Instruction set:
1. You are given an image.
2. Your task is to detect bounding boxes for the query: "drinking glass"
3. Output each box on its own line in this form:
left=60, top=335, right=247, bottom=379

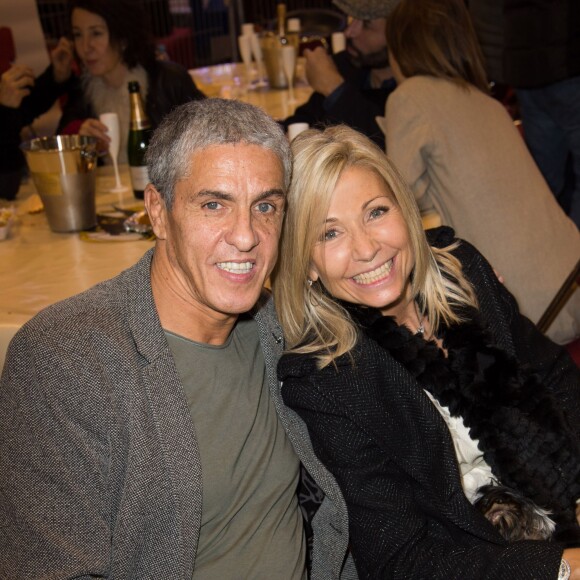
left=250, top=33, right=267, bottom=88
left=331, top=32, right=346, bottom=54
left=238, top=34, right=255, bottom=89
left=99, top=113, right=128, bottom=193
left=281, top=45, right=297, bottom=104
left=241, top=23, right=255, bottom=36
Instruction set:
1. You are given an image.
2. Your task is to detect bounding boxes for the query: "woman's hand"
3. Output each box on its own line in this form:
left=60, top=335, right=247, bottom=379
left=0, top=64, right=35, bottom=108
left=50, top=37, right=74, bottom=84
left=563, top=548, right=580, bottom=579
left=79, top=118, right=110, bottom=154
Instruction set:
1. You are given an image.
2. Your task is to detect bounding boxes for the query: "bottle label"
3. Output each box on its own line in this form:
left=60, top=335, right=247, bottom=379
left=129, top=165, right=150, bottom=191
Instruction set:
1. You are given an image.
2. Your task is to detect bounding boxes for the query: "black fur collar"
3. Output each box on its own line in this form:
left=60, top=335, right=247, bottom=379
left=347, top=304, right=580, bottom=525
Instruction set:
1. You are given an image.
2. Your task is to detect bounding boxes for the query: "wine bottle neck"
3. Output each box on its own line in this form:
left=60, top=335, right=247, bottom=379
left=129, top=92, right=151, bottom=131
left=277, top=3, right=286, bottom=38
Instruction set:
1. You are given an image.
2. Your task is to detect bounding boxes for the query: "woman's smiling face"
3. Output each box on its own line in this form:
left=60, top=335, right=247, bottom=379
left=309, top=165, right=416, bottom=322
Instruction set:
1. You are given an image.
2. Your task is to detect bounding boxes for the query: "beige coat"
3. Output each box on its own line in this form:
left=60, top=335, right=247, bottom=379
left=380, top=75, right=579, bottom=344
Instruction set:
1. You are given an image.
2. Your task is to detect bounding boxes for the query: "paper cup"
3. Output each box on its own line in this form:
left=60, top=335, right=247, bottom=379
left=287, top=122, right=310, bottom=142
left=241, top=23, right=254, bottom=36
left=331, top=32, right=346, bottom=54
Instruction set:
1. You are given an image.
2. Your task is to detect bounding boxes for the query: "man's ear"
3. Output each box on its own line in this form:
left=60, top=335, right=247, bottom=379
left=144, top=183, right=167, bottom=240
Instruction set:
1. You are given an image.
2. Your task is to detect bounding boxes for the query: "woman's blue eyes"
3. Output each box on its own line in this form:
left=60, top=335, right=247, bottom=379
left=321, top=206, right=388, bottom=241
left=369, top=206, right=387, bottom=219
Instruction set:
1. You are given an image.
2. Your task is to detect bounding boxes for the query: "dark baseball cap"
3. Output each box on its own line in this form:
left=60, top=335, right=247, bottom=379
left=332, top=0, right=402, bottom=19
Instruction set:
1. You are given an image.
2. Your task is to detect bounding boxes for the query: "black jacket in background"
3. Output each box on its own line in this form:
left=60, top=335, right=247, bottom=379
left=0, top=65, right=75, bottom=173
left=283, top=51, right=396, bottom=149
left=469, top=0, right=580, bottom=87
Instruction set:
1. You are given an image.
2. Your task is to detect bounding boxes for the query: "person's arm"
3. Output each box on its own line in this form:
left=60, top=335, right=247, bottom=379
left=385, top=84, right=435, bottom=213
left=281, top=354, right=564, bottom=579
left=18, top=38, right=75, bottom=126
left=304, top=46, right=345, bottom=99
left=0, top=66, right=35, bottom=166
left=0, top=324, right=112, bottom=579
left=456, top=238, right=580, bottom=433
left=285, top=50, right=389, bottom=147
left=55, top=77, right=91, bottom=134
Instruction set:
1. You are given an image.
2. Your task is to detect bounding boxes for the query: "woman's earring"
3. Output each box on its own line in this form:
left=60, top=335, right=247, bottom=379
left=307, top=278, right=313, bottom=287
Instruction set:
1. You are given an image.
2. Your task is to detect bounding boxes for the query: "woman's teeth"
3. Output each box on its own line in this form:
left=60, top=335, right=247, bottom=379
left=353, top=259, right=393, bottom=284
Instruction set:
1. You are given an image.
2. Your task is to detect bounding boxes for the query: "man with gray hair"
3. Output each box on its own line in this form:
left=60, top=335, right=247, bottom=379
left=0, top=99, right=356, bottom=579
left=283, top=0, right=401, bottom=148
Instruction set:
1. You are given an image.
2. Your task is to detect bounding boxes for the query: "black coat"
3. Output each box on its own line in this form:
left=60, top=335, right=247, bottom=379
left=282, top=51, right=396, bottom=149
left=469, top=0, right=580, bottom=87
left=278, top=227, right=580, bottom=579
left=0, top=65, right=75, bottom=173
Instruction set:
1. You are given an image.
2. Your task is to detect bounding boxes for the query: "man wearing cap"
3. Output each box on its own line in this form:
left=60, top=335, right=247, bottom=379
left=283, top=0, right=401, bottom=148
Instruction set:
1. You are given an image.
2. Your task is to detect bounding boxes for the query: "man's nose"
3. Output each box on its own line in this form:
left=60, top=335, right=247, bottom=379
left=344, top=18, right=362, bottom=39
left=225, top=212, right=259, bottom=252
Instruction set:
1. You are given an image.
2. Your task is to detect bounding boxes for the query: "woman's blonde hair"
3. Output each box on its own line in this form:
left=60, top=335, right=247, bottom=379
left=273, top=125, right=477, bottom=368
left=386, top=0, right=490, bottom=93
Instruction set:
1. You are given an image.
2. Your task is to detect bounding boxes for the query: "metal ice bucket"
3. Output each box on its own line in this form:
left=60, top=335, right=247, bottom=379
left=21, top=135, right=98, bottom=233
left=260, top=34, right=291, bottom=89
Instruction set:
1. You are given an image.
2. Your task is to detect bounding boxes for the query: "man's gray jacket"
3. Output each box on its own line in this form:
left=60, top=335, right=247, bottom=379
left=0, top=249, right=357, bottom=579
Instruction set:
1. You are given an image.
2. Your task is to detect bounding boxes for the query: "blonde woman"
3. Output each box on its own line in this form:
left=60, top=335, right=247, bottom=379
left=274, top=125, right=580, bottom=579
left=379, top=0, right=580, bottom=345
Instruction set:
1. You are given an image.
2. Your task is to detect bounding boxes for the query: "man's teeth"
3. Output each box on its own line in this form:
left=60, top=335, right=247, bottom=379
left=217, top=261, right=254, bottom=273
left=353, top=259, right=393, bottom=284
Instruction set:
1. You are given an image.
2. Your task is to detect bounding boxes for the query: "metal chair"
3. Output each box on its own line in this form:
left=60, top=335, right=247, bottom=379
left=536, top=258, right=580, bottom=334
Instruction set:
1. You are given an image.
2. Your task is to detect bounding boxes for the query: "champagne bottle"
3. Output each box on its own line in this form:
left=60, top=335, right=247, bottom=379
left=277, top=3, right=288, bottom=45
left=127, top=81, right=152, bottom=200
left=287, top=18, right=301, bottom=53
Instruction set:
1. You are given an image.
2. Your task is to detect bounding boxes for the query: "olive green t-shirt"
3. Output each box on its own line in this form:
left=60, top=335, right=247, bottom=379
left=165, top=316, right=305, bottom=579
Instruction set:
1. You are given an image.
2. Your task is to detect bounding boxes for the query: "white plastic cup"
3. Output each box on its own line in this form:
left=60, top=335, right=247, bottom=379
left=331, top=31, right=346, bottom=54
left=241, top=23, right=255, bottom=36
left=287, top=18, right=301, bottom=33
left=287, top=122, right=310, bottom=141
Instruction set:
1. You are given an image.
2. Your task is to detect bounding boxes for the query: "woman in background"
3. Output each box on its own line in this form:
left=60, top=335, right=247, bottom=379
left=274, top=124, right=580, bottom=579
left=58, top=0, right=204, bottom=162
left=378, top=0, right=579, bottom=345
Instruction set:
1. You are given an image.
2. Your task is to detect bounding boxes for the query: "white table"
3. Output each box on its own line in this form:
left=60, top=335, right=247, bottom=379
left=189, top=61, right=313, bottom=121
left=0, top=165, right=155, bottom=371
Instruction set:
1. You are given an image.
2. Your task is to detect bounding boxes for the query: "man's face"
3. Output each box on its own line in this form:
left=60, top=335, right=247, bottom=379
left=344, top=17, right=389, bottom=69
left=148, top=143, right=285, bottom=324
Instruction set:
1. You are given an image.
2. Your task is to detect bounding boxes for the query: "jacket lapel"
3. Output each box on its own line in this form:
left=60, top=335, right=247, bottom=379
left=254, top=295, right=352, bottom=579
left=125, top=250, right=204, bottom=571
